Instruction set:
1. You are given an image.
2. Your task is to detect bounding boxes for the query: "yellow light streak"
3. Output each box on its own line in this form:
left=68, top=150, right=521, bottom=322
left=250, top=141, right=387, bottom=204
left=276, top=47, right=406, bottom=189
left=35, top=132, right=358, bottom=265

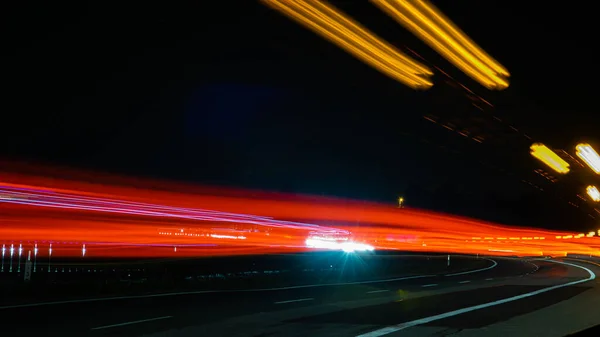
left=262, top=0, right=433, bottom=89
left=371, top=0, right=509, bottom=89
left=530, top=144, right=570, bottom=174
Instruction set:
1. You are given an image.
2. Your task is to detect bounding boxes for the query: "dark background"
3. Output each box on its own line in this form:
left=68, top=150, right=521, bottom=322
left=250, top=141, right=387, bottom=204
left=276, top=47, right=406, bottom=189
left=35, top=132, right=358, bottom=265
left=3, top=1, right=599, bottom=231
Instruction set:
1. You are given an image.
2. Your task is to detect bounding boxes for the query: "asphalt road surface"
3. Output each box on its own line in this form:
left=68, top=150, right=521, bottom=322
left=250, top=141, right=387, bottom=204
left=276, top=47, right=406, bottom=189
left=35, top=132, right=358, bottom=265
left=1, top=256, right=599, bottom=337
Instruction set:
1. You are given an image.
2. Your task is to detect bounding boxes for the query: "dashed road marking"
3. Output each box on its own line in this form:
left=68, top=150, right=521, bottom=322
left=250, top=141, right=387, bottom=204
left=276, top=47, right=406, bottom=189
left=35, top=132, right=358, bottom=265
left=275, top=298, right=314, bottom=304
left=356, top=260, right=595, bottom=337
left=91, top=316, right=172, bottom=330
left=421, top=284, right=438, bottom=288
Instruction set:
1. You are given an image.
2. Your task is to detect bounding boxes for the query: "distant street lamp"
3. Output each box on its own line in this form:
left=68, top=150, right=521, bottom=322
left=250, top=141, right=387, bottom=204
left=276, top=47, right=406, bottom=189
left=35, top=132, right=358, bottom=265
left=398, top=197, right=404, bottom=208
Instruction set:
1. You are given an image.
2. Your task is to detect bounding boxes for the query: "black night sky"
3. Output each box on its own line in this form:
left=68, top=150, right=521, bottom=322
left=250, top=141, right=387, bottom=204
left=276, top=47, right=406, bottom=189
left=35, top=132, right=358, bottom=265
left=4, top=1, right=599, bottom=231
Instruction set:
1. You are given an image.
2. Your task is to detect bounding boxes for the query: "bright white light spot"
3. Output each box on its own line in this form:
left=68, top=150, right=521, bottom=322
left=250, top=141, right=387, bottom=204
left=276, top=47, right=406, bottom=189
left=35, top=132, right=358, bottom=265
left=342, top=245, right=355, bottom=253
left=587, top=186, right=600, bottom=202
left=305, top=238, right=374, bottom=252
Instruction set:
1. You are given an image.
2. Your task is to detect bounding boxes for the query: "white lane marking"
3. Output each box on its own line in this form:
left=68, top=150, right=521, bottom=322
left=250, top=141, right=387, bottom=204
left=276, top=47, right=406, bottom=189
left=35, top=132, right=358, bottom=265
left=0, top=255, right=493, bottom=310
left=91, top=316, right=172, bottom=330
left=445, top=259, right=497, bottom=276
left=458, top=280, right=471, bottom=284
left=485, top=278, right=494, bottom=281
left=275, top=298, right=313, bottom=304
left=421, top=284, right=438, bottom=287
left=356, top=260, right=595, bottom=337
left=367, top=290, right=390, bottom=294
left=0, top=274, right=438, bottom=310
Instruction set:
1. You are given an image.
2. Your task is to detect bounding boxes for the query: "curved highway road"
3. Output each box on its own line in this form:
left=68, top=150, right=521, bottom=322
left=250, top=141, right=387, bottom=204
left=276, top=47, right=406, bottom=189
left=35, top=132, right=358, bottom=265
left=0, top=256, right=598, bottom=337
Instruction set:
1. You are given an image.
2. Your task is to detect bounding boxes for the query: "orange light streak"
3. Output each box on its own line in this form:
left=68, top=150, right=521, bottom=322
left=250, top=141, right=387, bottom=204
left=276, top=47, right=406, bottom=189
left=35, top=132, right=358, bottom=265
left=262, top=0, right=433, bottom=89
left=1, top=171, right=599, bottom=258
left=371, top=0, right=509, bottom=89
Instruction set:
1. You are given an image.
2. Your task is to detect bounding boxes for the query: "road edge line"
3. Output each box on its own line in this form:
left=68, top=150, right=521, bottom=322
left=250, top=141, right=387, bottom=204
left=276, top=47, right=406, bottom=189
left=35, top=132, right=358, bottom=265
left=356, top=259, right=596, bottom=337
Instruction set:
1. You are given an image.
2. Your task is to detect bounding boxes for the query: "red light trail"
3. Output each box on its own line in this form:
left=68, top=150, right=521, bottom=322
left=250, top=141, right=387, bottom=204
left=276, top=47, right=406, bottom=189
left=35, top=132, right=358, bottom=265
left=1, top=171, right=599, bottom=259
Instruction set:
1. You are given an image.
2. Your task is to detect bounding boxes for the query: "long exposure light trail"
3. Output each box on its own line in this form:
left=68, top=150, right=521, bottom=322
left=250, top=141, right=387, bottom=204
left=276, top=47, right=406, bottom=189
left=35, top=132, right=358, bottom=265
left=0, top=185, right=331, bottom=230
left=371, top=0, right=509, bottom=89
left=262, top=0, right=433, bottom=89
left=586, top=185, right=600, bottom=202
left=576, top=143, right=600, bottom=174
left=1, top=172, right=599, bottom=258
left=530, top=143, right=570, bottom=174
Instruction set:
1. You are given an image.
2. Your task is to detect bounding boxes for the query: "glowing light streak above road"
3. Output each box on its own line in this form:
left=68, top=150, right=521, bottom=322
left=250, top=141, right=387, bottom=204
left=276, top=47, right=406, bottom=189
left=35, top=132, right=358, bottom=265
left=530, top=143, right=570, bottom=174
left=587, top=185, right=600, bottom=202
left=262, top=0, right=433, bottom=89
left=576, top=143, right=600, bottom=174
left=0, top=185, right=341, bottom=232
left=371, top=0, right=509, bottom=89
left=1, top=171, right=600, bottom=258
